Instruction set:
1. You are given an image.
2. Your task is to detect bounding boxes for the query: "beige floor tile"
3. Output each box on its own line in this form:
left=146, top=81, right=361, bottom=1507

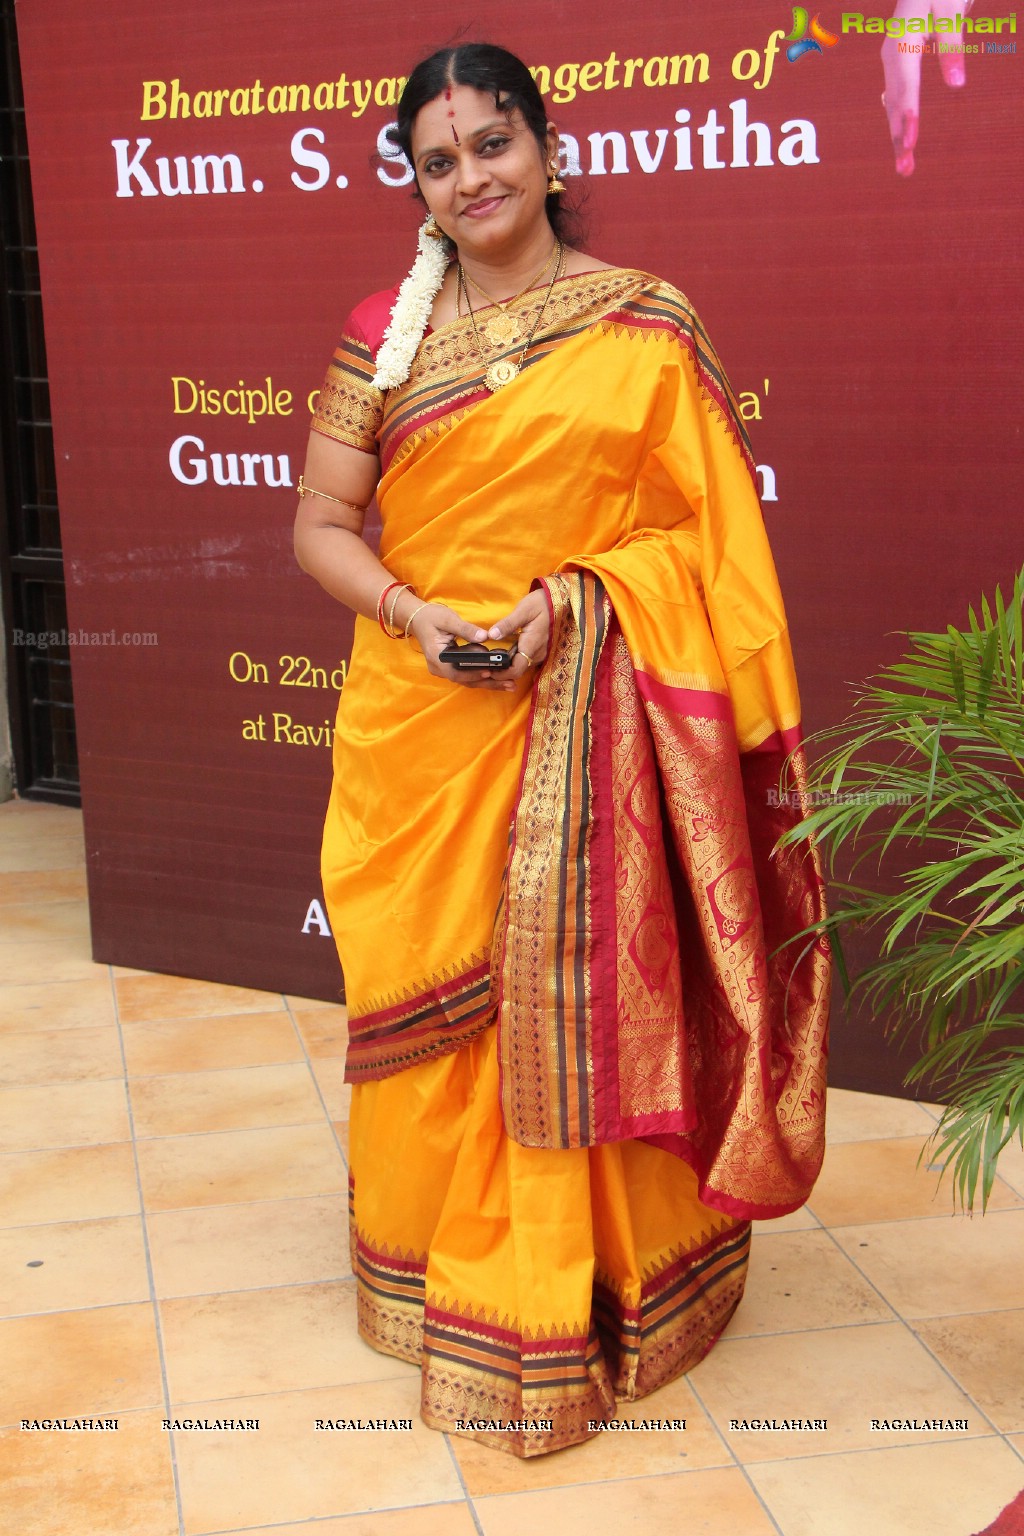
left=728, top=1229, right=894, bottom=1338
left=0, top=1078, right=129, bottom=1152
left=115, top=972, right=285, bottom=1024
left=136, top=1122, right=346, bottom=1211
left=453, top=1374, right=729, bottom=1496
left=475, top=1467, right=778, bottom=1536
left=129, top=1062, right=324, bottom=1138
left=0, top=1215, right=150, bottom=1317
left=0, top=1303, right=163, bottom=1426
left=292, top=1004, right=350, bottom=1057
left=749, top=1437, right=1024, bottom=1536
left=161, top=1281, right=415, bottom=1403
left=0, top=1143, right=138, bottom=1227
left=992, top=1137, right=1024, bottom=1199
left=825, top=1087, right=941, bottom=1145
left=173, top=1381, right=461, bottom=1533
left=0, top=867, right=87, bottom=906
left=0, top=800, right=81, bottom=828
left=0, top=834, right=88, bottom=874
left=224, top=1509, right=479, bottom=1536
left=806, top=1137, right=1021, bottom=1227
left=286, top=992, right=345, bottom=1013
left=0, top=798, right=80, bottom=823
left=0, top=977, right=117, bottom=1034
left=0, top=901, right=90, bottom=946
left=914, top=1310, right=1024, bottom=1433
left=0, top=1024, right=124, bottom=1088
left=0, top=940, right=101, bottom=984
left=121, top=1010, right=303, bottom=1076
left=689, top=1321, right=984, bottom=1461
left=147, top=1194, right=350, bottom=1297
left=334, top=1120, right=350, bottom=1159
left=310, top=1057, right=352, bottom=1122
left=0, top=1407, right=178, bottom=1536
left=752, top=1204, right=820, bottom=1234
left=832, top=1209, right=1024, bottom=1318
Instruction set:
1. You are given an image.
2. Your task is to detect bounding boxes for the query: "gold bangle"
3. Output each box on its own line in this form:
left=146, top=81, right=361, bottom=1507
left=403, top=601, right=431, bottom=638
left=297, top=474, right=366, bottom=513
left=386, top=583, right=413, bottom=637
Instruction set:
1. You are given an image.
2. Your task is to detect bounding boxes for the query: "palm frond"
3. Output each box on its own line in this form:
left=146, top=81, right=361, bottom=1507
left=780, top=568, right=1024, bottom=1211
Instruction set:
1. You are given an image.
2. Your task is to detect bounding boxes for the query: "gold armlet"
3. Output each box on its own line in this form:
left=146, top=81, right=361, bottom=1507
left=297, top=474, right=366, bottom=514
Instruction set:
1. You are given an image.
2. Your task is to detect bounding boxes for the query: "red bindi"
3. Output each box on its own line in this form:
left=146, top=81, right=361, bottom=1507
left=451, top=125, right=460, bottom=143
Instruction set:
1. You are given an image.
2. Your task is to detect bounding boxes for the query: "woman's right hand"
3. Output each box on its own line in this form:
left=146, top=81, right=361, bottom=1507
left=408, top=603, right=517, bottom=691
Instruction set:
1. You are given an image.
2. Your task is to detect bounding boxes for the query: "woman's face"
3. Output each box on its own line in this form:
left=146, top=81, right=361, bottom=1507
left=409, top=84, right=556, bottom=259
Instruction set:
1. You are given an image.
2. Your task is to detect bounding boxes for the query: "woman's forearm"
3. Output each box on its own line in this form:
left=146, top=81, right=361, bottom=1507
left=292, top=520, right=422, bottom=630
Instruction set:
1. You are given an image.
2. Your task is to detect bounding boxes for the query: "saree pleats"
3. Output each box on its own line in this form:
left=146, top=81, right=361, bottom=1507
left=349, top=1026, right=749, bottom=1456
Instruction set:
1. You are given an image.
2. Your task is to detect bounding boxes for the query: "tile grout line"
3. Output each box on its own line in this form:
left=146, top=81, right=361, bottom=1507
left=1, top=1114, right=341, bottom=1148
left=442, top=1432, right=487, bottom=1536
left=193, top=1496, right=475, bottom=1536
left=283, top=995, right=350, bottom=1174
left=682, top=1370, right=787, bottom=1536
left=0, top=1189, right=351, bottom=1232
left=813, top=1211, right=1007, bottom=1442
left=106, top=961, right=188, bottom=1536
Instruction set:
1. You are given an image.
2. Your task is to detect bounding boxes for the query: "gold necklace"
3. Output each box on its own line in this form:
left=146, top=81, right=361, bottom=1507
left=460, top=241, right=564, bottom=393
left=459, top=245, right=560, bottom=346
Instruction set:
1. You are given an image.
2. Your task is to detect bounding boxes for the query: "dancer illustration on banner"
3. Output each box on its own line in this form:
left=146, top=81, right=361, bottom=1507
left=881, top=0, right=974, bottom=175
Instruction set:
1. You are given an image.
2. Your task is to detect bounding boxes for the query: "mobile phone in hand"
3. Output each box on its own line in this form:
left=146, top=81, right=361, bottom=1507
left=438, top=642, right=516, bottom=671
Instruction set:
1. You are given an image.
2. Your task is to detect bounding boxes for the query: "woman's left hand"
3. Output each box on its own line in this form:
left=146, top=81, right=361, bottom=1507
left=487, top=589, right=551, bottom=682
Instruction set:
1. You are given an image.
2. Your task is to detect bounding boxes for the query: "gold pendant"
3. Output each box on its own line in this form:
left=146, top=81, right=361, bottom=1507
left=481, top=312, right=522, bottom=346
left=484, top=358, right=520, bottom=392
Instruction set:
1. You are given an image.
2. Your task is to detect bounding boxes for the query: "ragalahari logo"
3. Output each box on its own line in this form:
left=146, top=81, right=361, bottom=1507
left=786, top=8, right=841, bottom=60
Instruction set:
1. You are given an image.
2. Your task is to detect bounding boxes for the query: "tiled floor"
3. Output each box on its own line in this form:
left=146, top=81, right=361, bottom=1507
left=1, top=798, right=1023, bottom=1536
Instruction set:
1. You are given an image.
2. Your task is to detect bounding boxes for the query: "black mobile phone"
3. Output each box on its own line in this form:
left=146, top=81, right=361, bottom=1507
left=438, top=642, right=516, bottom=671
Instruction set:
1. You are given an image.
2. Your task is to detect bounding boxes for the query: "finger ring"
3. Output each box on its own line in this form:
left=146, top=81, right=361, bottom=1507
left=519, top=649, right=533, bottom=666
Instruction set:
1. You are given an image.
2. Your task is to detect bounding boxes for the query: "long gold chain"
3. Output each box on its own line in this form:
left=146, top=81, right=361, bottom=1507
left=459, top=240, right=564, bottom=393
left=457, top=244, right=560, bottom=346
left=463, top=242, right=561, bottom=324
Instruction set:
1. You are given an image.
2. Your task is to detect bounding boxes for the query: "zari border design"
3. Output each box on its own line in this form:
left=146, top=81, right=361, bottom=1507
left=593, top=1222, right=751, bottom=1398
left=345, top=953, right=495, bottom=1083
left=351, top=1179, right=751, bottom=1457
left=350, top=1185, right=428, bottom=1368
left=595, top=288, right=756, bottom=479
left=310, top=324, right=382, bottom=453
left=420, top=1305, right=616, bottom=1457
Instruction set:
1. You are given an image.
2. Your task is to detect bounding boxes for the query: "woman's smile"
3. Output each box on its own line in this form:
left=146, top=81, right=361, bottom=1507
left=410, top=84, right=553, bottom=258
left=461, top=194, right=508, bottom=219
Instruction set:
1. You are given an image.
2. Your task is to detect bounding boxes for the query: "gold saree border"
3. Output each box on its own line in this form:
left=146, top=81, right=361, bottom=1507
left=378, top=271, right=753, bottom=479
left=345, top=951, right=494, bottom=1083
left=495, top=572, right=830, bottom=1218
left=350, top=1173, right=750, bottom=1459
left=310, top=322, right=382, bottom=453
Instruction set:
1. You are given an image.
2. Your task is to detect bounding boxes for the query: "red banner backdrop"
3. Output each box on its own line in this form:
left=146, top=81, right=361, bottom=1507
left=15, top=2, right=1021, bottom=1088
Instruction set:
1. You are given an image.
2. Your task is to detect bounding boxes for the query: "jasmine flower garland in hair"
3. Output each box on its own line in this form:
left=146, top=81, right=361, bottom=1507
left=372, top=220, right=450, bottom=389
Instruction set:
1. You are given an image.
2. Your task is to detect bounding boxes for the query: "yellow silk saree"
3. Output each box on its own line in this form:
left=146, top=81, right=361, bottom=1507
left=312, top=269, right=830, bottom=1456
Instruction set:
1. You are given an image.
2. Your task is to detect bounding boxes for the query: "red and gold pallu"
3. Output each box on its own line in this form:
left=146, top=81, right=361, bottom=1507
left=315, top=269, right=830, bottom=1456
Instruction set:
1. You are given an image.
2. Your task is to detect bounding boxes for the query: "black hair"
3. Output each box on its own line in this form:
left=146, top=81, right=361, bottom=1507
left=387, top=42, right=583, bottom=247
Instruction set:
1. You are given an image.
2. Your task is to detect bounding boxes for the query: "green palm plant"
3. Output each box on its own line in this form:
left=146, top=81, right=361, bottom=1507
left=780, top=570, right=1024, bottom=1211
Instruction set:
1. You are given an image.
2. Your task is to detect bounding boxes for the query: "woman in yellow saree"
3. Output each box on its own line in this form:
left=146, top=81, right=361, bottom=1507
left=295, top=43, right=829, bottom=1459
